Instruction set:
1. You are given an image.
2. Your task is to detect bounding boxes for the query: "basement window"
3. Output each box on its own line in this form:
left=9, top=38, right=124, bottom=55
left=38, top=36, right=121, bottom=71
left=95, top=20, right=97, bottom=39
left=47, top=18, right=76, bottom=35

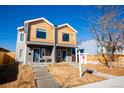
left=36, top=28, right=46, bottom=39
left=62, top=33, right=69, bottom=42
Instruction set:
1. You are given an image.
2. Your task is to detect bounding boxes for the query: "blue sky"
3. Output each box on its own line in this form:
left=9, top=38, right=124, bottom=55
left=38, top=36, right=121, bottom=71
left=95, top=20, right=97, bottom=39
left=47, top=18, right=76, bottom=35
left=0, top=5, right=100, bottom=51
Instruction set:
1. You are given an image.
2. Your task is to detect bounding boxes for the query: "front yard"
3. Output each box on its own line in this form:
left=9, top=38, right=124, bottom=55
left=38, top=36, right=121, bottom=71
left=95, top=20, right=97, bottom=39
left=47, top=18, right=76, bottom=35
left=0, top=64, right=36, bottom=88
left=47, top=63, right=105, bottom=88
left=1, top=63, right=124, bottom=88
left=83, top=64, right=124, bottom=76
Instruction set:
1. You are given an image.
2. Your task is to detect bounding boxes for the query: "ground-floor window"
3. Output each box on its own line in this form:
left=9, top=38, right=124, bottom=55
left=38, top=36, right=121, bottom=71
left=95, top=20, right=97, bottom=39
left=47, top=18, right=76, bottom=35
left=71, top=48, right=76, bottom=55
left=41, top=48, right=46, bottom=56
left=19, top=49, right=23, bottom=58
left=57, top=49, right=61, bottom=57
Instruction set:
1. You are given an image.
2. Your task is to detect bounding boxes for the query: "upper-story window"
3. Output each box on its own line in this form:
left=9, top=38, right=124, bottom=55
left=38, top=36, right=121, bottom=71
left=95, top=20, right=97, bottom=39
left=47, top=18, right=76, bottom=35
left=20, top=33, right=24, bottom=41
left=36, top=28, right=46, bottom=39
left=62, top=33, right=69, bottom=42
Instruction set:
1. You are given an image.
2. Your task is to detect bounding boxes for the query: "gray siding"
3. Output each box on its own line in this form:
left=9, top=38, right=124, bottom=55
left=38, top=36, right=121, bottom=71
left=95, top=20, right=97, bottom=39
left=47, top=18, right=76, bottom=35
left=16, top=31, right=26, bottom=63
left=26, top=45, right=54, bottom=63
left=56, top=47, right=72, bottom=62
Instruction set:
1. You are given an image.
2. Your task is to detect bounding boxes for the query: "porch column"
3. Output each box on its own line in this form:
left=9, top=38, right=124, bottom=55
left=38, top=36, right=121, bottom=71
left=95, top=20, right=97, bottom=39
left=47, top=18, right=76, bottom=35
left=52, top=46, right=56, bottom=63
left=52, top=26, right=57, bottom=63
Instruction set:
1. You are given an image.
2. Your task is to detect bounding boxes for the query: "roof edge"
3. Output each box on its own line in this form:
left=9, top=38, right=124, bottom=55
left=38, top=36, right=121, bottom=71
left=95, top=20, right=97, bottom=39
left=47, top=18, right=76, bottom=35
left=56, top=23, right=78, bottom=33
left=24, top=17, right=54, bottom=28
left=17, top=26, right=24, bottom=30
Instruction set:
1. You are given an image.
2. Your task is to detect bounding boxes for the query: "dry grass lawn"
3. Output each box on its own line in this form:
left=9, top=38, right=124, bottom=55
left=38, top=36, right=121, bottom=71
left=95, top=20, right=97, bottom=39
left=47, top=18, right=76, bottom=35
left=83, top=64, right=124, bottom=76
left=47, top=63, right=105, bottom=88
left=0, top=64, right=36, bottom=88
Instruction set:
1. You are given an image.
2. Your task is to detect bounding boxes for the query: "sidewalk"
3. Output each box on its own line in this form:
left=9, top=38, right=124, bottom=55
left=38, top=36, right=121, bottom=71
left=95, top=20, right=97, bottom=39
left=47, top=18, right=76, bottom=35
left=74, top=76, right=124, bottom=88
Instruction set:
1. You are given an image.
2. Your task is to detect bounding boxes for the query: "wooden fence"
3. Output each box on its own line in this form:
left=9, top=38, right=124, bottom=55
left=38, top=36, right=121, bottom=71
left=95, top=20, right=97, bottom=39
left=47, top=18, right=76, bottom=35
left=87, top=54, right=124, bottom=62
left=0, top=52, right=16, bottom=64
left=87, top=54, right=124, bottom=67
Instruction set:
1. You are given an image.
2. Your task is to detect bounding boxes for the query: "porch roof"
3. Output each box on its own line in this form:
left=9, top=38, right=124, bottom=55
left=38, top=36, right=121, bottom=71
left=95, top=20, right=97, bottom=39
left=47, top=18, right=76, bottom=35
left=56, top=44, right=77, bottom=48
left=27, top=41, right=77, bottom=48
left=27, top=41, right=54, bottom=46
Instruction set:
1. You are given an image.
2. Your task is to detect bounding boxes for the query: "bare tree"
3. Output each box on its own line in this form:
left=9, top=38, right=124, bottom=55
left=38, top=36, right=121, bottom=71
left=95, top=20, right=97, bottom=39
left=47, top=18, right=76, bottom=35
left=89, top=6, right=124, bottom=68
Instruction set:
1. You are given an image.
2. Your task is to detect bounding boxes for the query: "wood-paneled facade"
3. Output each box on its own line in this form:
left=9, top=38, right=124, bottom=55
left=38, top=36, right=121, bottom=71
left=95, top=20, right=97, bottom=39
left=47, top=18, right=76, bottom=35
left=16, top=18, right=77, bottom=63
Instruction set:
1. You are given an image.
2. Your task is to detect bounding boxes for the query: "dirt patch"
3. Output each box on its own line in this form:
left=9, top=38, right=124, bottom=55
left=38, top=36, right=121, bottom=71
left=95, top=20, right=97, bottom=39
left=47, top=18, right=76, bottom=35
left=0, top=64, right=36, bottom=88
left=83, top=64, right=124, bottom=76
left=47, top=63, right=105, bottom=88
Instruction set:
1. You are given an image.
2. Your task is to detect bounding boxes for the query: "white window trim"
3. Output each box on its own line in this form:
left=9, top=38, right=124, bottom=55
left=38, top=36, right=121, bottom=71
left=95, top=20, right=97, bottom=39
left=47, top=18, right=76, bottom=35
left=36, top=28, right=47, bottom=39
left=62, top=33, right=69, bottom=42
left=20, top=33, right=24, bottom=42
left=19, top=49, right=23, bottom=58
left=41, top=48, right=46, bottom=57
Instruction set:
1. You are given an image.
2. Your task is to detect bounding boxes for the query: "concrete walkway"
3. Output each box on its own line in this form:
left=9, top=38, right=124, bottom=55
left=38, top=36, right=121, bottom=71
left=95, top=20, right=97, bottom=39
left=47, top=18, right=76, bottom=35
left=68, top=62, right=117, bottom=79
left=32, top=63, right=61, bottom=88
left=74, top=76, right=124, bottom=88
left=93, top=72, right=117, bottom=79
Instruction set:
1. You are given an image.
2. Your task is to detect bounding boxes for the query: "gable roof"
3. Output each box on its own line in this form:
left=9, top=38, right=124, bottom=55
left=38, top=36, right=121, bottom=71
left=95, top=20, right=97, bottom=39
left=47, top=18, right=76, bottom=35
left=17, top=26, right=24, bottom=30
left=56, top=23, right=78, bottom=33
left=17, top=18, right=78, bottom=33
left=24, top=17, right=54, bottom=28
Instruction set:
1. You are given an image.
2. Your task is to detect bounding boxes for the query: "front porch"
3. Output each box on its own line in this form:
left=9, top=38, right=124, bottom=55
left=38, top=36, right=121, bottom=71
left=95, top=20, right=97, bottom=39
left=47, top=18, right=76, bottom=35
left=26, top=44, right=76, bottom=64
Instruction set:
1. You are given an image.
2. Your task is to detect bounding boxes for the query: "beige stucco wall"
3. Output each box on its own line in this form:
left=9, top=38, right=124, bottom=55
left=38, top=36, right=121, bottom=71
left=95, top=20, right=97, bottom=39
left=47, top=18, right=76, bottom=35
left=29, top=20, right=54, bottom=43
left=57, top=26, right=76, bottom=45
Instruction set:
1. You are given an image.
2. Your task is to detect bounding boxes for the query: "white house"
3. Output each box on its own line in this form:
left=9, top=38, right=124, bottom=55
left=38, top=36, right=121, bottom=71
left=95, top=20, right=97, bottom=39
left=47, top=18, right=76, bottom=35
left=78, top=39, right=124, bottom=55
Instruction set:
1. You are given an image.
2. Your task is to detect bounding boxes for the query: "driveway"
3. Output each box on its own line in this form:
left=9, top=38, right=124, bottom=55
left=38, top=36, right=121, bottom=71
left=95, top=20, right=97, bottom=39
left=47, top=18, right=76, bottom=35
left=74, top=76, right=124, bottom=88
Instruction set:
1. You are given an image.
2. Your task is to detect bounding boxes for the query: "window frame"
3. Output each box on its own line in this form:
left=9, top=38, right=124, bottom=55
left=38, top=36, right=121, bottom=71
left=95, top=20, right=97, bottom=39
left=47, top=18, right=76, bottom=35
left=41, top=48, right=46, bottom=57
left=62, top=33, right=69, bottom=42
left=36, top=28, right=47, bottom=39
left=19, top=49, right=23, bottom=58
left=20, top=33, right=24, bottom=41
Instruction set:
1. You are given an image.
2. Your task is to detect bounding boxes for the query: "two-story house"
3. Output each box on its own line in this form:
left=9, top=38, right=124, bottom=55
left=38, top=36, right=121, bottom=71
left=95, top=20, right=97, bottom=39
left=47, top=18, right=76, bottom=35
left=16, top=17, right=78, bottom=64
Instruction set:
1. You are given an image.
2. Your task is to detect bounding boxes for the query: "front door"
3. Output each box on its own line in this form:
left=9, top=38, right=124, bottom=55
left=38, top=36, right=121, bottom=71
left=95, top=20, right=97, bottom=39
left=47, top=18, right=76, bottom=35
left=62, top=50, right=67, bottom=61
left=33, top=49, right=40, bottom=62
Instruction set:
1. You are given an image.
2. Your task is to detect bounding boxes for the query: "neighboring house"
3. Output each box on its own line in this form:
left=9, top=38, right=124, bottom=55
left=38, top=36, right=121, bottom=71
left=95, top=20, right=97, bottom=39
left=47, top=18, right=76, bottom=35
left=0, top=47, right=10, bottom=52
left=78, top=39, right=97, bottom=55
left=98, top=45, right=124, bottom=54
left=16, top=17, right=78, bottom=64
left=78, top=39, right=124, bottom=55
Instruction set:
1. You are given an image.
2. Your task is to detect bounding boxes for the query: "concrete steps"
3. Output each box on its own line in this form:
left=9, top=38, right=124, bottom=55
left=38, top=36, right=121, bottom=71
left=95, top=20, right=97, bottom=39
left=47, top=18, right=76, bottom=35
left=32, top=64, right=61, bottom=88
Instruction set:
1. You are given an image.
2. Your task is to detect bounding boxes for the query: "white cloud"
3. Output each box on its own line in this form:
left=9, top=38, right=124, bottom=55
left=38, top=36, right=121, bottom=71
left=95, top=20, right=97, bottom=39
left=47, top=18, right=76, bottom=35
left=78, top=39, right=97, bottom=54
